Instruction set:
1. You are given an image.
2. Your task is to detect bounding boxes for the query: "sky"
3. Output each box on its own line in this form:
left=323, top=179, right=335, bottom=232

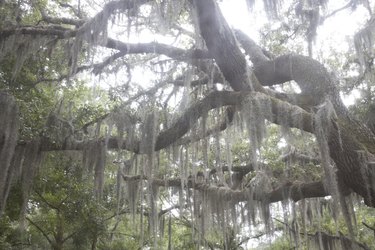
left=83, top=0, right=370, bottom=107
left=220, top=0, right=367, bottom=48
left=219, top=0, right=368, bottom=106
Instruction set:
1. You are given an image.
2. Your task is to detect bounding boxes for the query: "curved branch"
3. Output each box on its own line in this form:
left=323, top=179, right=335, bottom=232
left=175, top=106, right=235, bottom=146
left=234, top=21, right=375, bottom=207
left=155, top=91, right=240, bottom=150
left=39, top=90, right=314, bottom=153
left=253, top=54, right=334, bottom=98
left=234, top=30, right=339, bottom=107
left=155, top=90, right=314, bottom=151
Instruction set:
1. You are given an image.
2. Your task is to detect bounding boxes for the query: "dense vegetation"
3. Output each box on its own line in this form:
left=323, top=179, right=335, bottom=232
left=1, top=0, right=375, bottom=249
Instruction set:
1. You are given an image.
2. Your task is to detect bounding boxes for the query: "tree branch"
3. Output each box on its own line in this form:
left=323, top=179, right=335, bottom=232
left=34, top=190, right=61, bottom=211
left=105, top=38, right=210, bottom=60
left=322, top=0, right=357, bottom=21
left=74, top=0, right=150, bottom=37
left=235, top=29, right=270, bottom=65
left=122, top=174, right=328, bottom=204
left=279, top=151, right=320, bottom=165
left=362, top=221, right=375, bottom=239
left=175, top=106, right=235, bottom=146
left=193, top=0, right=250, bottom=91
left=40, top=11, right=85, bottom=26
left=26, top=217, right=53, bottom=245
left=38, top=90, right=314, bottom=153
left=267, top=181, right=328, bottom=203
left=155, top=90, right=314, bottom=151
left=0, top=26, right=71, bottom=39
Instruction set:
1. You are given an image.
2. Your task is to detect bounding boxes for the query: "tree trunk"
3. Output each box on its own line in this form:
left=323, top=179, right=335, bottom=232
left=53, top=212, right=64, bottom=250
left=91, top=234, right=98, bottom=250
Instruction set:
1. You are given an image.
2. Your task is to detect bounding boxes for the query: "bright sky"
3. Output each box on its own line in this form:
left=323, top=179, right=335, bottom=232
left=219, top=0, right=368, bottom=106
left=220, top=0, right=368, bottom=47
left=85, top=0, right=369, bottom=107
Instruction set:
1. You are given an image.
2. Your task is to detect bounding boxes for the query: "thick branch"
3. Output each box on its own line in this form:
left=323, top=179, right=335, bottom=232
left=155, top=90, right=314, bottom=150
left=0, top=26, right=70, bottom=39
left=105, top=39, right=210, bottom=60
left=1, top=26, right=210, bottom=61
left=192, top=0, right=293, bottom=104
left=155, top=91, right=241, bottom=150
left=122, top=174, right=329, bottom=204
left=39, top=90, right=314, bottom=153
left=175, top=107, right=235, bottom=146
left=234, top=25, right=375, bottom=207
left=193, top=0, right=250, bottom=91
left=267, top=181, right=328, bottom=203
left=234, top=31, right=338, bottom=106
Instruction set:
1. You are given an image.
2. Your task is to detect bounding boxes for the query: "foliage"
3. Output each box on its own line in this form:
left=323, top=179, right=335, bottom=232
left=1, top=0, right=375, bottom=249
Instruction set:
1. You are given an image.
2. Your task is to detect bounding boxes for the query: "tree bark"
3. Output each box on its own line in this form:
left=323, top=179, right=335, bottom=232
left=122, top=174, right=328, bottom=204
left=193, top=0, right=375, bottom=207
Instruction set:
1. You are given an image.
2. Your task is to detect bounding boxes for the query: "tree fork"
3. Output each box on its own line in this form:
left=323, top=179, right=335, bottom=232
left=193, top=0, right=375, bottom=207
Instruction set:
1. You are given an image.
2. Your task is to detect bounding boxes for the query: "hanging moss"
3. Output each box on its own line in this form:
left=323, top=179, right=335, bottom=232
left=241, top=93, right=272, bottom=170
left=147, top=182, right=159, bottom=248
left=151, top=0, right=188, bottom=35
left=0, top=34, right=51, bottom=79
left=1, top=145, right=27, bottom=213
left=354, top=18, right=375, bottom=71
left=44, top=112, right=75, bottom=145
left=315, top=101, right=339, bottom=195
left=82, top=140, right=107, bottom=199
left=95, top=142, right=106, bottom=199
left=110, top=110, right=134, bottom=150
left=127, top=178, right=139, bottom=219
left=0, top=92, right=19, bottom=216
left=68, top=5, right=111, bottom=75
left=19, top=140, right=42, bottom=227
left=314, top=100, right=356, bottom=238
left=263, top=0, right=281, bottom=17
left=140, top=111, right=157, bottom=155
left=82, top=140, right=99, bottom=173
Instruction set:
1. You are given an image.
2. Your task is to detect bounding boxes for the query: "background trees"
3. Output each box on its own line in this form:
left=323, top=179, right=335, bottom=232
left=1, top=0, right=375, bottom=249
